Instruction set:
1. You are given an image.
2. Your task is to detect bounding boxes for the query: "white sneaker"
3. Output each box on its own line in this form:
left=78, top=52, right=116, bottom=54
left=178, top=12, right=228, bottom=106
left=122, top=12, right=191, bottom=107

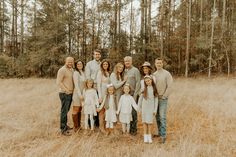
left=144, top=134, right=148, bottom=143
left=148, top=134, right=153, bottom=143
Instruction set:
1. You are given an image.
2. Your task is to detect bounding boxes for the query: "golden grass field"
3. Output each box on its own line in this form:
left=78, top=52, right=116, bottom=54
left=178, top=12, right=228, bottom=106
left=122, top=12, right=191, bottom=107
left=0, top=77, right=235, bottom=157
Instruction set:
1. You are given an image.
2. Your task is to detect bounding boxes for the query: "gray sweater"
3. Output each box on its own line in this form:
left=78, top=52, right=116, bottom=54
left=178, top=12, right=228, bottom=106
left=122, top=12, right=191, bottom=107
left=153, top=69, right=173, bottom=99
left=124, top=66, right=141, bottom=101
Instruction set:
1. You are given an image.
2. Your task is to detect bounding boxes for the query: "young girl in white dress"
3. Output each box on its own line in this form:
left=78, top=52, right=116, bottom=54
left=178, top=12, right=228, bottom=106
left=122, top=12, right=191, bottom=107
left=138, top=75, right=158, bottom=143
left=82, top=79, right=99, bottom=132
left=116, top=84, right=138, bottom=134
left=97, top=84, right=117, bottom=135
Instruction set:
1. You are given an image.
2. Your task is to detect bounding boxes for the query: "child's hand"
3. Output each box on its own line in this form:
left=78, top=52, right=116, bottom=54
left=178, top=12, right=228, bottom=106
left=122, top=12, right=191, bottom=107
left=99, top=98, right=103, bottom=103
left=79, top=96, right=84, bottom=101
left=96, top=109, right=100, bottom=112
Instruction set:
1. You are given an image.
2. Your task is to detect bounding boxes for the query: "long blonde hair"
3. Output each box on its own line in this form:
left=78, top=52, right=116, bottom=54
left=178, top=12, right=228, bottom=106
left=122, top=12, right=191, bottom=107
left=113, top=62, right=125, bottom=81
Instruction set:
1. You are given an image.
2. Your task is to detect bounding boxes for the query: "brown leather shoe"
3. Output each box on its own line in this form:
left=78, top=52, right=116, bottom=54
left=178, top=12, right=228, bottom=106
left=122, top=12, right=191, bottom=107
left=61, top=130, right=72, bottom=136
left=153, top=134, right=161, bottom=138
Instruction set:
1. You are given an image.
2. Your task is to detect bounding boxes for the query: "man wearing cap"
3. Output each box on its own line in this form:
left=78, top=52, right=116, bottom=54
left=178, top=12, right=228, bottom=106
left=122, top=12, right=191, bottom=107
left=153, top=58, right=173, bottom=143
left=56, top=57, right=74, bottom=136
left=124, top=56, right=141, bottom=135
left=85, top=49, right=102, bottom=127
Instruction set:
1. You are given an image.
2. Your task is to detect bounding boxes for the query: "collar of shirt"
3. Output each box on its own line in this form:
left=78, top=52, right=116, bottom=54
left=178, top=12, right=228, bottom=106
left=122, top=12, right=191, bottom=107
left=64, top=65, right=73, bottom=71
left=93, top=59, right=101, bottom=65
left=125, top=65, right=133, bottom=72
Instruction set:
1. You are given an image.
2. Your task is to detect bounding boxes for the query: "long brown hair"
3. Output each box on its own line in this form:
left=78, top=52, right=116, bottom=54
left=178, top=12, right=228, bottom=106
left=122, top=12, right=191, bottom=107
left=143, top=78, right=158, bottom=99
left=113, top=62, right=125, bottom=81
left=74, top=59, right=85, bottom=75
left=100, top=59, right=111, bottom=77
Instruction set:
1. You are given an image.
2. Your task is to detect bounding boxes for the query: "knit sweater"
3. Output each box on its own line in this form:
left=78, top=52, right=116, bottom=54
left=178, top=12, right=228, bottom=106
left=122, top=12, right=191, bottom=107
left=56, top=65, right=74, bottom=94
left=153, top=68, right=173, bottom=99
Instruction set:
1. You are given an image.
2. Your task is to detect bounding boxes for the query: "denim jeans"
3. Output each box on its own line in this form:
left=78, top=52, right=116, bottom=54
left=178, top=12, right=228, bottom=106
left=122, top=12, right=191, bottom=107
left=156, top=98, right=168, bottom=138
left=59, top=93, right=72, bottom=132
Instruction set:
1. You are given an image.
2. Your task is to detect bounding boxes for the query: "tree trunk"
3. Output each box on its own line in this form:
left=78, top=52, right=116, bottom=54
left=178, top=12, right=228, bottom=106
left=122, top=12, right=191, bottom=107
left=11, top=0, right=18, bottom=58
left=129, top=0, right=133, bottom=54
left=185, top=0, right=191, bottom=77
left=0, top=0, right=4, bottom=53
left=221, top=0, right=230, bottom=77
left=82, top=0, right=86, bottom=61
left=160, top=0, right=164, bottom=58
left=200, top=0, right=203, bottom=36
left=208, top=0, right=216, bottom=78
left=141, top=0, right=145, bottom=55
left=20, top=0, right=24, bottom=54
left=118, top=0, right=121, bottom=52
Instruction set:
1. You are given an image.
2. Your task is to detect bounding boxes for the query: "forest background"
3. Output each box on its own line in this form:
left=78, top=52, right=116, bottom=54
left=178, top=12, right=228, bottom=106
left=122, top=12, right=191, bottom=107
left=0, top=0, right=235, bottom=78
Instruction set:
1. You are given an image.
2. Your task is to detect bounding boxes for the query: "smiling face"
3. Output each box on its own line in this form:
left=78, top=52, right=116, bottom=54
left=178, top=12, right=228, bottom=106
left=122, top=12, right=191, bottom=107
left=65, top=57, right=74, bottom=68
left=76, top=61, right=83, bottom=70
left=86, top=80, right=94, bottom=88
left=117, top=64, right=124, bottom=73
left=107, top=86, right=114, bottom=95
left=102, top=61, right=109, bottom=71
left=155, top=59, right=164, bottom=70
left=144, top=77, right=152, bottom=86
left=123, top=85, right=130, bottom=94
left=94, top=51, right=101, bottom=61
left=143, top=66, right=151, bottom=75
left=124, top=57, right=132, bottom=69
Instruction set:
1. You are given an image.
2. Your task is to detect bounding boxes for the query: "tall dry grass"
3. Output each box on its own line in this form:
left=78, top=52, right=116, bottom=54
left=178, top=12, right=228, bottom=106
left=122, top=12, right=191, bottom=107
left=0, top=77, right=235, bottom=157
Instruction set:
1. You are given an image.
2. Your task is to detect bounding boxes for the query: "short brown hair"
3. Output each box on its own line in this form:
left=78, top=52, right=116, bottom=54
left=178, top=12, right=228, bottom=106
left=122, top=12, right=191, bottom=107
left=155, top=58, right=164, bottom=62
left=94, top=49, right=101, bottom=54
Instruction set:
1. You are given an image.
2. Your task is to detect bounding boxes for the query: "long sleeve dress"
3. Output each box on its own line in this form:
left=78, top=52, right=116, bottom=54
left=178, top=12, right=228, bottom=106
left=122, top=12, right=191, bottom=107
left=110, top=72, right=126, bottom=106
left=72, top=71, right=86, bottom=106
left=117, top=94, right=139, bottom=124
left=83, top=88, right=99, bottom=116
left=97, top=70, right=110, bottom=100
left=138, top=86, right=158, bottom=124
left=105, top=95, right=117, bottom=123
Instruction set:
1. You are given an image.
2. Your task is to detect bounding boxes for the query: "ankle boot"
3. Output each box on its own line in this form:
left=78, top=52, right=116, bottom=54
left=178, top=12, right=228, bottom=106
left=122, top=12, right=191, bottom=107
left=78, top=112, right=81, bottom=129
left=72, top=113, right=79, bottom=132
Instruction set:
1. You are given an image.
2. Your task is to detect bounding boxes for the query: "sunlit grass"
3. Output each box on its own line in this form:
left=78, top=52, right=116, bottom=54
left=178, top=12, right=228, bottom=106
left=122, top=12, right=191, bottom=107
left=0, top=77, right=235, bottom=157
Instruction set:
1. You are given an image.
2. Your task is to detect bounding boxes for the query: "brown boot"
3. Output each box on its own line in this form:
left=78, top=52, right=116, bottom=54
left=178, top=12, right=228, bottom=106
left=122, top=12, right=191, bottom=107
left=78, top=112, right=81, bottom=129
left=72, top=113, right=79, bottom=132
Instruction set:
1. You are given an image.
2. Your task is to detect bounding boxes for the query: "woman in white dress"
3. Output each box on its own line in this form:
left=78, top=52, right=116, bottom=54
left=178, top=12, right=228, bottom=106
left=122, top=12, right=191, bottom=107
left=138, top=75, right=158, bottom=143
left=97, top=59, right=111, bottom=133
left=110, top=62, right=127, bottom=107
left=72, top=60, right=86, bottom=132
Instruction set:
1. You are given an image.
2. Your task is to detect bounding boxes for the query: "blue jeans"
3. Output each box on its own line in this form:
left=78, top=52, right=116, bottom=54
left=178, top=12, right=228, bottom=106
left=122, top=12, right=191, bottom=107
left=59, top=93, right=72, bottom=132
left=156, top=98, right=168, bottom=138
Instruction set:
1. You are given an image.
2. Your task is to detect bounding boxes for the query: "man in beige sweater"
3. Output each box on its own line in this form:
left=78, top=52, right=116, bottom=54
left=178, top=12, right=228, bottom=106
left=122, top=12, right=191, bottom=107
left=153, top=58, right=173, bottom=143
left=56, top=57, right=74, bottom=136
